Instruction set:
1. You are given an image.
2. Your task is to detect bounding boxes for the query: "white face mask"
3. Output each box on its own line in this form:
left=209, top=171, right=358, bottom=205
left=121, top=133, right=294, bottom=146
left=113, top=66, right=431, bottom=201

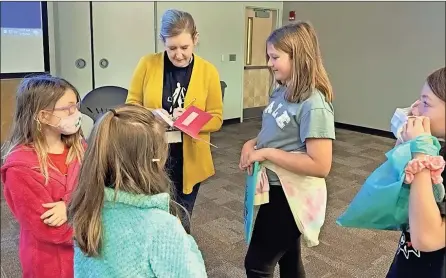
left=390, top=107, right=411, bottom=142
left=57, top=110, right=82, bottom=135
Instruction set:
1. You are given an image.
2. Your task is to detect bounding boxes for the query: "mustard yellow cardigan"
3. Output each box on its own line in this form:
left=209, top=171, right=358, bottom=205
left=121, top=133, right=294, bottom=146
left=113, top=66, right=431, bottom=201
left=126, top=52, right=223, bottom=194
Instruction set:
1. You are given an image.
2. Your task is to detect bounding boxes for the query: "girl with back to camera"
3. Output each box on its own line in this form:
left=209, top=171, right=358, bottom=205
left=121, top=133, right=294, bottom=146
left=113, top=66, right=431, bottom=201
left=126, top=9, right=223, bottom=232
left=69, top=104, right=207, bottom=278
left=1, top=75, right=85, bottom=278
left=239, top=22, right=335, bottom=278
left=386, top=67, right=446, bottom=278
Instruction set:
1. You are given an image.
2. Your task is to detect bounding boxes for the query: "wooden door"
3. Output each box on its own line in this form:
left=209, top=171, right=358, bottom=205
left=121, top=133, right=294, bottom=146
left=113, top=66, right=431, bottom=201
left=243, top=7, right=277, bottom=119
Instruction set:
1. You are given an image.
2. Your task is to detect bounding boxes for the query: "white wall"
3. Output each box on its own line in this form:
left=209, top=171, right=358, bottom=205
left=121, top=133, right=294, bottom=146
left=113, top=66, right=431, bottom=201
left=283, top=2, right=445, bottom=131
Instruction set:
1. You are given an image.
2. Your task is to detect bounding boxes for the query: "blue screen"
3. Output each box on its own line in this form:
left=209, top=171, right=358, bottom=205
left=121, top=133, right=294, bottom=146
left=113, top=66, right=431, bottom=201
left=1, top=2, right=42, bottom=31
left=0, top=1, right=45, bottom=74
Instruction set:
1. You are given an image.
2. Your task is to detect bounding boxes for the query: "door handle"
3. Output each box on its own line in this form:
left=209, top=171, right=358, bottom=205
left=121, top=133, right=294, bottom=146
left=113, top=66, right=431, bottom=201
left=99, top=58, right=109, bottom=69
left=246, top=17, right=253, bottom=66
left=75, top=58, right=86, bottom=69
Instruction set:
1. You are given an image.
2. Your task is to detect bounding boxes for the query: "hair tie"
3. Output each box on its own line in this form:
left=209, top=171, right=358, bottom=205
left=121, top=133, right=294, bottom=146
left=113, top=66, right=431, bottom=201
left=109, top=109, right=118, bottom=116
left=404, top=155, right=445, bottom=185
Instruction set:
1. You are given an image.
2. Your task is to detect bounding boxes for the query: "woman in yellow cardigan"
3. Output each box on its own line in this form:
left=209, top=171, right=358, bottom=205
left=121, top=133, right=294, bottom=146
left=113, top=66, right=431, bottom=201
left=126, top=9, right=223, bottom=232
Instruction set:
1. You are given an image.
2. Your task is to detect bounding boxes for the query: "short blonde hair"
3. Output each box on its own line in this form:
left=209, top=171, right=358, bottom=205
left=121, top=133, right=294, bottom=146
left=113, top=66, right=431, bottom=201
left=159, top=9, right=197, bottom=41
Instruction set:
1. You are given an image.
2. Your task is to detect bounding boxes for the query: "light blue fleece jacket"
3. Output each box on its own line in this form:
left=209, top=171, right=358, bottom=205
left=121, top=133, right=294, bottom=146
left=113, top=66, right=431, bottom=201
left=74, top=187, right=207, bottom=278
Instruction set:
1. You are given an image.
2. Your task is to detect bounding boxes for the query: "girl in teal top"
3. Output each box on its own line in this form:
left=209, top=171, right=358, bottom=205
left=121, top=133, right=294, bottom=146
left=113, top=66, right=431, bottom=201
left=68, top=104, right=207, bottom=278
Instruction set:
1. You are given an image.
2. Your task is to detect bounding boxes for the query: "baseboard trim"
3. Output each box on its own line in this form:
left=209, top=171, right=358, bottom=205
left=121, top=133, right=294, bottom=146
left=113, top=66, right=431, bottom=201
left=223, top=118, right=241, bottom=126
left=335, top=122, right=394, bottom=139
left=243, top=106, right=266, bottom=120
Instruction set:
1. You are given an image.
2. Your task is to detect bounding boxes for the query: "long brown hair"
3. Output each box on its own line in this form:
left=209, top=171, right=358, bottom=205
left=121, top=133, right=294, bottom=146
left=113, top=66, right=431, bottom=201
left=427, top=68, right=446, bottom=168
left=68, top=104, right=174, bottom=257
left=426, top=67, right=446, bottom=215
left=1, top=75, right=84, bottom=182
left=267, top=21, right=333, bottom=103
left=426, top=67, right=445, bottom=104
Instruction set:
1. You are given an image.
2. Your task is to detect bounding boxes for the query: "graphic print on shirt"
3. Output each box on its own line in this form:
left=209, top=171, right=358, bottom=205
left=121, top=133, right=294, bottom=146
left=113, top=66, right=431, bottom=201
left=396, top=232, right=421, bottom=259
left=167, top=82, right=186, bottom=114
left=264, top=100, right=291, bottom=129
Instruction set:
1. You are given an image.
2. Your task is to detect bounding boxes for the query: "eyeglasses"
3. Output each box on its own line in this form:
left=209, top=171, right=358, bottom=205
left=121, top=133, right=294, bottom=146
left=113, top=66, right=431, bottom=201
left=52, top=102, right=81, bottom=115
left=36, top=102, right=81, bottom=128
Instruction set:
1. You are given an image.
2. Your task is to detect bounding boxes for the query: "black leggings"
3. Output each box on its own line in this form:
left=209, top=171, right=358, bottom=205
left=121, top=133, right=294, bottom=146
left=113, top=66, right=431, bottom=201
left=173, top=181, right=200, bottom=234
left=167, top=142, right=200, bottom=234
left=245, top=186, right=306, bottom=278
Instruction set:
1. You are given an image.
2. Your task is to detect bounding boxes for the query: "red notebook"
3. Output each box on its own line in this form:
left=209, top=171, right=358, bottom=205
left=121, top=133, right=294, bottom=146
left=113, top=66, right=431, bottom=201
left=173, top=106, right=213, bottom=139
left=153, top=106, right=216, bottom=147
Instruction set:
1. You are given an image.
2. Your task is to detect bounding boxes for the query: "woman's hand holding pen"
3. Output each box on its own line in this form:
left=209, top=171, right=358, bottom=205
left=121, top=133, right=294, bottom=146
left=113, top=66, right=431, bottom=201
left=173, top=108, right=185, bottom=120
left=173, top=98, right=196, bottom=120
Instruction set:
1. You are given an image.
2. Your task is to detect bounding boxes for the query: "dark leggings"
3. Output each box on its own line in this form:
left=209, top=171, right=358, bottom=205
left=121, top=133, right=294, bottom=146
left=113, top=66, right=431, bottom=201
left=245, top=186, right=306, bottom=278
left=173, top=181, right=200, bottom=234
left=167, top=142, right=200, bottom=233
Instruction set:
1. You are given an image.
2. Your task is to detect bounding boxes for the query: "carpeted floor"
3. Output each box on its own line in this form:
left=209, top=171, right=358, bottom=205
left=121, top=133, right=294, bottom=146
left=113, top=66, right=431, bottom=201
left=1, top=118, right=400, bottom=278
